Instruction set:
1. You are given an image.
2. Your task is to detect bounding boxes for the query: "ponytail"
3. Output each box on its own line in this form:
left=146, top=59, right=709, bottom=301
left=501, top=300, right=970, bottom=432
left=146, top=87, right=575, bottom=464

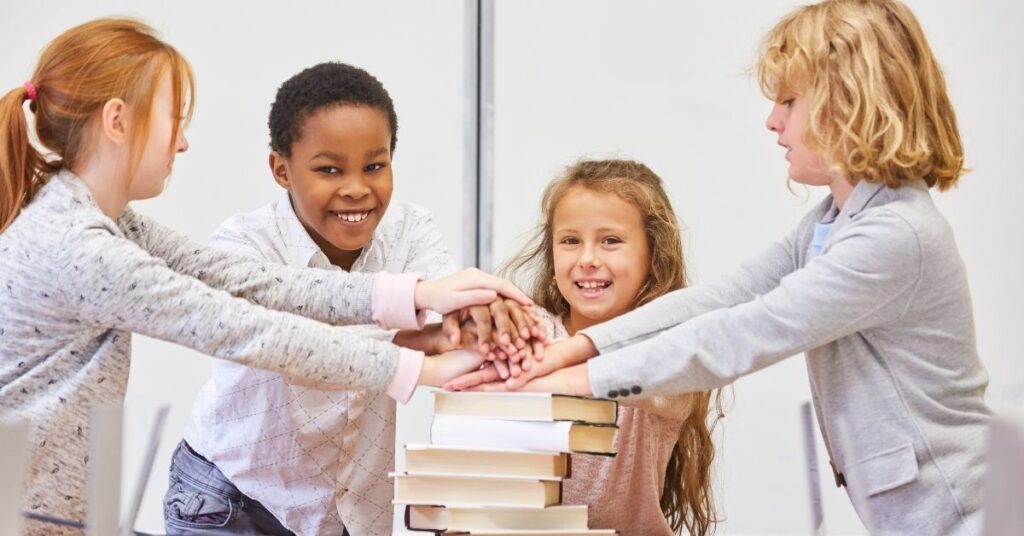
left=0, top=84, right=51, bottom=233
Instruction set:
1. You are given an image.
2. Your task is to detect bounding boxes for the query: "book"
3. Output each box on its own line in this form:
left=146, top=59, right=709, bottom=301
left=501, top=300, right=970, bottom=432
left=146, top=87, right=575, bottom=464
left=405, top=504, right=588, bottom=532
left=434, top=392, right=617, bottom=425
left=439, top=530, right=617, bottom=535
left=393, top=474, right=562, bottom=509
left=405, top=444, right=570, bottom=479
left=430, top=415, right=617, bottom=456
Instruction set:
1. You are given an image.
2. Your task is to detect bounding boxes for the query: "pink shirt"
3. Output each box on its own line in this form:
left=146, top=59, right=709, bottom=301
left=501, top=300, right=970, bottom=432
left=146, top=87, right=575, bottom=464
left=538, top=310, right=697, bottom=536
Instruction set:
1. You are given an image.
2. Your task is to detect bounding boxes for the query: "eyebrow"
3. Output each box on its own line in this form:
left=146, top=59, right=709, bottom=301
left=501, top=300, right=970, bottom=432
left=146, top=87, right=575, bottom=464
left=308, top=147, right=389, bottom=162
left=309, top=150, right=344, bottom=162
left=553, top=226, right=628, bottom=235
left=365, top=147, right=389, bottom=159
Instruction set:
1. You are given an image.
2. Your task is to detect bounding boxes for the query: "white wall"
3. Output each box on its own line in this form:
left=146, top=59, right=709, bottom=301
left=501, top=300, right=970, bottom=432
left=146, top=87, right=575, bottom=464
left=2, top=1, right=1021, bottom=535
left=1, top=1, right=466, bottom=533
left=489, top=1, right=1024, bottom=534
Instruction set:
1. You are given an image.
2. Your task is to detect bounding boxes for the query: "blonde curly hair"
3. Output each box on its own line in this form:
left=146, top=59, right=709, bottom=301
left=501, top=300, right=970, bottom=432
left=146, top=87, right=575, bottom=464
left=757, top=0, right=965, bottom=190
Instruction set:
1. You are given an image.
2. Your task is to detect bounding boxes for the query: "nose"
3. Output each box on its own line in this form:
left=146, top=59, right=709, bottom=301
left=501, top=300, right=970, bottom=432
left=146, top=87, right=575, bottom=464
left=765, top=103, right=784, bottom=133
left=176, top=130, right=189, bottom=153
left=338, top=174, right=372, bottom=200
left=578, top=243, right=601, bottom=269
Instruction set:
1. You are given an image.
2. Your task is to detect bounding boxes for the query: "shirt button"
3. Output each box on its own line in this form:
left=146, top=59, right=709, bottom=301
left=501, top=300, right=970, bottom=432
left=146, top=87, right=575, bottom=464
left=618, top=388, right=630, bottom=398
left=631, top=385, right=642, bottom=395
left=607, top=390, right=619, bottom=399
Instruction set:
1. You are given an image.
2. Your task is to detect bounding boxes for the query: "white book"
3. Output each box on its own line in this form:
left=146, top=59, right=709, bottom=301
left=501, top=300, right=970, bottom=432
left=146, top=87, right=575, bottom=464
left=392, top=473, right=562, bottom=509
left=433, top=392, right=617, bottom=425
left=404, top=444, right=570, bottom=480
left=430, top=415, right=616, bottom=455
left=404, top=504, right=589, bottom=532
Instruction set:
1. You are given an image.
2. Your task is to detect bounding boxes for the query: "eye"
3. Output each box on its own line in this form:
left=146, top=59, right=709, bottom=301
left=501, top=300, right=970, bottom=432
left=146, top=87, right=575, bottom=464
left=602, top=236, right=623, bottom=246
left=316, top=166, right=341, bottom=175
left=781, top=98, right=795, bottom=108
left=365, top=162, right=387, bottom=172
left=559, top=236, right=580, bottom=246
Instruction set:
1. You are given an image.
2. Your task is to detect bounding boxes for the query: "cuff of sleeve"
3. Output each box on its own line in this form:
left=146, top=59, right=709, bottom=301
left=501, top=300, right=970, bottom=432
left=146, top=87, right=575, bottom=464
left=578, top=325, right=616, bottom=354
left=372, top=272, right=426, bottom=330
left=587, top=354, right=617, bottom=400
left=386, top=348, right=424, bottom=404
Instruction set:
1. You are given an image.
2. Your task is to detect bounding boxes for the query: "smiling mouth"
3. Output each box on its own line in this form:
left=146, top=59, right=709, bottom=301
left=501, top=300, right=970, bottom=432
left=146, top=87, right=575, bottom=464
left=329, top=209, right=373, bottom=223
left=574, top=280, right=612, bottom=298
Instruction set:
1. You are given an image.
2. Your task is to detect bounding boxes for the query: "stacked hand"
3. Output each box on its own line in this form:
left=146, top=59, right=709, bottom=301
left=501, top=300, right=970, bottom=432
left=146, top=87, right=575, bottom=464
left=443, top=334, right=597, bottom=396
left=413, top=268, right=532, bottom=314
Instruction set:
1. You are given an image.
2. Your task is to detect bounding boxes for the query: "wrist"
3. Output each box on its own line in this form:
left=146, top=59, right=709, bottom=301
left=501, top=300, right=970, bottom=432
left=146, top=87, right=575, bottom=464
left=394, top=324, right=442, bottom=354
left=416, top=356, right=438, bottom=387
left=568, top=334, right=597, bottom=365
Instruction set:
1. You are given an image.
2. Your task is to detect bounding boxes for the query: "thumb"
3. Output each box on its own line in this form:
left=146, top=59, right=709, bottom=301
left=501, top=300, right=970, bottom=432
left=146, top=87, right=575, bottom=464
left=442, top=313, right=462, bottom=346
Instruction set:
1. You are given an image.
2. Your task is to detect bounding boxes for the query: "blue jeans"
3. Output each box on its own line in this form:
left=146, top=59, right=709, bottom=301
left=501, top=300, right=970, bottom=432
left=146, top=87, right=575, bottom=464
left=163, top=440, right=298, bottom=536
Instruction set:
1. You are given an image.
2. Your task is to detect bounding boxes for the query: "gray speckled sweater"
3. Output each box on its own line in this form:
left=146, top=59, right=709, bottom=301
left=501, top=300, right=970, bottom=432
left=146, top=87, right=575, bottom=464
left=0, top=171, right=404, bottom=532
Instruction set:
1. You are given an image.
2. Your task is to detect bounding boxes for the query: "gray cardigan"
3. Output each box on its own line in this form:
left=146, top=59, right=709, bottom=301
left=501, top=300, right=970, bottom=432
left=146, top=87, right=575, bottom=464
left=582, top=178, right=991, bottom=535
left=0, top=172, right=404, bottom=530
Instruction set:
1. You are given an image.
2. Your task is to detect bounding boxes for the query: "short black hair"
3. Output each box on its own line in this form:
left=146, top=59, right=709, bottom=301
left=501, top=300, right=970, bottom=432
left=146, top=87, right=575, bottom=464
left=268, top=62, right=398, bottom=157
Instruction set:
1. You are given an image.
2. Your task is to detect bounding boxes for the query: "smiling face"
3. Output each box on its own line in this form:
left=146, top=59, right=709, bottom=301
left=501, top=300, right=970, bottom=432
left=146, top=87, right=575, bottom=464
left=551, top=186, right=651, bottom=334
left=270, top=105, right=393, bottom=270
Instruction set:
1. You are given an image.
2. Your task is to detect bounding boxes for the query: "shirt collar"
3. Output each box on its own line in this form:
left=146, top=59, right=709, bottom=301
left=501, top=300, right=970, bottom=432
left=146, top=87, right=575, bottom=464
left=273, top=190, right=380, bottom=270
left=838, top=179, right=886, bottom=218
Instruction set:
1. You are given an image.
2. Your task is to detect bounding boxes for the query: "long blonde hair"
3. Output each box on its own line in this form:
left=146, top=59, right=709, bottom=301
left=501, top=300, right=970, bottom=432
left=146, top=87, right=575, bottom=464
left=0, top=17, right=195, bottom=232
left=503, top=159, right=721, bottom=534
left=757, top=0, right=964, bottom=190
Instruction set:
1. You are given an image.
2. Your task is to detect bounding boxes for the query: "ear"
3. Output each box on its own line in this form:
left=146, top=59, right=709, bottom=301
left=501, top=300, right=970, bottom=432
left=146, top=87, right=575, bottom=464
left=269, top=151, right=292, bottom=190
left=100, top=98, right=129, bottom=145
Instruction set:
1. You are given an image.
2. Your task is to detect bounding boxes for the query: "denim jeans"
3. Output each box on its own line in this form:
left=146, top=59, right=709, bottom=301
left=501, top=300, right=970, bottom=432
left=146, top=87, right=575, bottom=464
left=163, top=440, right=299, bottom=536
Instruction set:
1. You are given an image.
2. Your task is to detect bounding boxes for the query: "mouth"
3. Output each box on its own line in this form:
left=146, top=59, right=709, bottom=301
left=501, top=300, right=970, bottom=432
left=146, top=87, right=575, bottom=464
left=778, top=142, right=791, bottom=160
left=328, top=208, right=375, bottom=226
left=574, top=279, right=612, bottom=298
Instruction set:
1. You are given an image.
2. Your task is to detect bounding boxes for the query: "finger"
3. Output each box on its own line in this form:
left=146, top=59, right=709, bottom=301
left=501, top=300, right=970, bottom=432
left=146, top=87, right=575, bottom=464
left=519, top=345, right=534, bottom=371
left=442, top=312, right=462, bottom=346
left=493, top=358, right=510, bottom=380
left=509, top=360, right=522, bottom=378
left=504, top=365, right=538, bottom=389
left=452, top=289, right=499, bottom=311
left=488, top=299, right=514, bottom=350
left=444, top=366, right=501, bottom=391
left=468, top=305, right=493, bottom=355
left=530, top=324, right=548, bottom=344
left=531, top=340, right=545, bottom=363
left=506, top=341, right=523, bottom=367
left=467, top=381, right=511, bottom=392
left=505, top=299, right=534, bottom=341
left=460, top=321, right=480, bottom=351
left=473, top=273, right=532, bottom=306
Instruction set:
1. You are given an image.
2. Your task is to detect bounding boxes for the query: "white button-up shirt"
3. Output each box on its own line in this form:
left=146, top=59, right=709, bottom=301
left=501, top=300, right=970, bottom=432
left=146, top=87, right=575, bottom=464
left=183, top=193, right=457, bottom=535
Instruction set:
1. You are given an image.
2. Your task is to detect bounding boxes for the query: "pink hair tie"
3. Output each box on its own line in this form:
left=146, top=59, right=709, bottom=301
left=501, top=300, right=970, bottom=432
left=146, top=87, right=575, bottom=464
left=23, top=81, right=37, bottom=102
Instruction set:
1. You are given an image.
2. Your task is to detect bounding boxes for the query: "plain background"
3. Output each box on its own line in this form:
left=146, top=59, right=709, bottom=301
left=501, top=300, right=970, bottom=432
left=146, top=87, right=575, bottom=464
left=1, top=1, right=1021, bottom=534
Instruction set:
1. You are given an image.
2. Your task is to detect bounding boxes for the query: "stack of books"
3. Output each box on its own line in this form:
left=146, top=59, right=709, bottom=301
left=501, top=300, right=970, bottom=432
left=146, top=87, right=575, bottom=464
left=393, top=392, right=620, bottom=535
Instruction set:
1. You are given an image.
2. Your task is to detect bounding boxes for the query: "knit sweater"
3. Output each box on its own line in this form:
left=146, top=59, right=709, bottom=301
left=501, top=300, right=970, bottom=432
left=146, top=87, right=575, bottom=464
left=0, top=171, right=413, bottom=534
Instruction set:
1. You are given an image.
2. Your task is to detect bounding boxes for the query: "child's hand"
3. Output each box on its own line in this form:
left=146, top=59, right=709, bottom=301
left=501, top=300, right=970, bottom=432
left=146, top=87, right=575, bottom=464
left=417, top=349, right=487, bottom=388
left=393, top=322, right=480, bottom=355
left=449, top=363, right=593, bottom=397
left=503, top=334, right=597, bottom=390
left=414, top=269, right=531, bottom=315
left=441, top=299, right=547, bottom=366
